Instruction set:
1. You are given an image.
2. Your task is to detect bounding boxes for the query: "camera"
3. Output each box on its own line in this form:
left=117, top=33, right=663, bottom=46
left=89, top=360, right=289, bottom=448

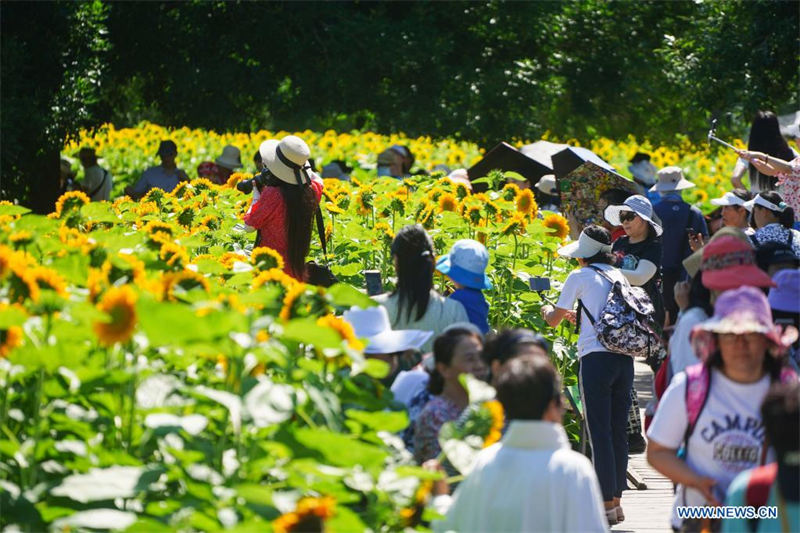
left=236, top=169, right=270, bottom=194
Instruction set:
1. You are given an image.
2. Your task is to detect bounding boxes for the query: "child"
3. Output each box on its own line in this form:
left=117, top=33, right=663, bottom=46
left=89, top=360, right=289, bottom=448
left=435, top=239, right=492, bottom=334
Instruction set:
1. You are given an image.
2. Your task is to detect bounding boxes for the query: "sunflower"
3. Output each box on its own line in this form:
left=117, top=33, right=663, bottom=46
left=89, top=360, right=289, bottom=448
left=53, top=190, right=90, bottom=218
left=400, top=480, right=434, bottom=527
left=515, top=189, right=538, bottom=218
left=0, top=326, right=23, bottom=358
left=31, top=267, right=68, bottom=297
left=317, top=314, right=365, bottom=351
left=502, top=182, right=520, bottom=201
left=197, top=214, right=220, bottom=231
left=9, top=231, right=33, bottom=247
left=279, top=283, right=308, bottom=321
left=324, top=202, right=346, bottom=215
left=159, top=242, right=189, bottom=269
left=189, top=177, right=215, bottom=192
left=483, top=400, right=505, bottom=447
left=225, top=172, right=251, bottom=189
left=273, top=496, right=336, bottom=533
left=251, top=247, right=285, bottom=272
left=464, top=204, right=483, bottom=225
left=87, top=268, right=108, bottom=303
left=438, top=192, right=459, bottom=213
left=252, top=268, right=297, bottom=292
left=454, top=182, right=470, bottom=200
left=176, top=206, right=195, bottom=227
left=101, top=253, right=147, bottom=285
left=142, top=187, right=168, bottom=207
left=8, top=263, right=40, bottom=303
left=500, top=213, right=527, bottom=237
left=219, top=251, right=249, bottom=270
left=255, top=329, right=270, bottom=343
left=93, top=285, right=138, bottom=346
left=0, top=245, right=15, bottom=277
left=133, top=201, right=160, bottom=218
left=161, top=270, right=211, bottom=301
left=542, top=213, right=570, bottom=240
left=143, top=220, right=175, bottom=240
left=58, top=225, right=89, bottom=249
left=374, top=221, right=395, bottom=246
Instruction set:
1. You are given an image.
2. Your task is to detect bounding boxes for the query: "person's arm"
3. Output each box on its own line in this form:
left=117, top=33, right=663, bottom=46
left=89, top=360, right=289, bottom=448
left=647, top=441, right=720, bottom=505
left=737, top=150, right=793, bottom=177
left=242, top=187, right=262, bottom=233
left=619, top=259, right=657, bottom=286
left=124, top=173, right=150, bottom=200
left=542, top=270, right=580, bottom=327
left=731, top=157, right=748, bottom=189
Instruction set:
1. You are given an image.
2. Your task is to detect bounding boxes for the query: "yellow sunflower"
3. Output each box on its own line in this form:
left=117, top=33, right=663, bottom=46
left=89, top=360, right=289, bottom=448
left=500, top=213, right=527, bottom=237
left=542, top=213, right=570, bottom=240
left=0, top=326, right=23, bottom=358
left=515, top=189, right=538, bottom=218
left=273, top=496, right=336, bottom=533
left=279, top=283, right=308, bottom=321
left=317, top=314, right=365, bottom=351
left=251, top=247, right=285, bottom=272
left=464, top=204, right=483, bottom=225
left=93, top=285, right=138, bottom=346
left=159, top=242, right=189, bottom=269
left=87, top=268, right=108, bottom=303
left=502, top=182, right=520, bottom=201
left=9, top=231, right=33, bottom=247
left=53, top=190, right=90, bottom=218
left=483, top=400, right=505, bottom=447
left=219, top=251, right=249, bottom=269
left=161, top=270, right=210, bottom=301
left=30, top=267, right=68, bottom=297
left=252, top=268, right=297, bottom=292
left=438, top=192, right=459, bottom=213
left=8, top=263, right=40, bottom=303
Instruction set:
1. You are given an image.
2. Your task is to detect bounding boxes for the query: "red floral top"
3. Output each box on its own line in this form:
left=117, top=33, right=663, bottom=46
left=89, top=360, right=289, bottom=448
left=413, top=395, right=464, bottom=464
left=777, top=156, right=800, bottom=220
left=243, top=176, right=324, bottom=279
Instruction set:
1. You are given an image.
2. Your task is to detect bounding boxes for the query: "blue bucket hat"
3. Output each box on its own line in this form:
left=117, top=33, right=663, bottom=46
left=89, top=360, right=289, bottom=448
left=436, top=239, right=492, bottom=290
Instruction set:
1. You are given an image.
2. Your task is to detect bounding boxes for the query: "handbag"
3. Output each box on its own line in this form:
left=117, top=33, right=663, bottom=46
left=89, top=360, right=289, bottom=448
left=304, top=207, right=338, bottom=287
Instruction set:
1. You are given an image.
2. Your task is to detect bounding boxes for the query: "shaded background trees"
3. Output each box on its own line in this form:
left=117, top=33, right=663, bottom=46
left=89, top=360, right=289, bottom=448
left=2, top=0, right=798, bottom=208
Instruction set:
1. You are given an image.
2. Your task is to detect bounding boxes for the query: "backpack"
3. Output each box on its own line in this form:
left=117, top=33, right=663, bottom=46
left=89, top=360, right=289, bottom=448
left=681, top=363, right=798, bottom=459
left=577, top=265, right=666, bottom=361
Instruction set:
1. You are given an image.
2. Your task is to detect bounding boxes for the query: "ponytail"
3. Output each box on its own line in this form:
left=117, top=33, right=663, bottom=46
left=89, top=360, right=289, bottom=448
left=760, top=191, right=795, bottom=229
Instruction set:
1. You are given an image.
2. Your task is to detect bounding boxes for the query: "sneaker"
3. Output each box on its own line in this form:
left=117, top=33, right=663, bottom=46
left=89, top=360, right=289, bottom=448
left=628, top=432, right=647, bottom=454
left=605, top=507, right=618, bottom=526
left=616, top=506, right=625, bottom=523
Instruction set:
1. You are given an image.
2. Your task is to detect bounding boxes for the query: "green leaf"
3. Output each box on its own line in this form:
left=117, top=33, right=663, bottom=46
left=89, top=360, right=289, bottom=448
left=345, top=409, right=408, bottom=433
left=362, top=358, right=390, bottom=379
left=81, top=202, right=119, bottom=223
left=281, top=319, right=342, bottom=349
left=326, top=282, right=376, bottom=309
left=0, top=204, right=31, bottom=216
left=0, top=307, right=27, bottom=328
left=291, top=428, right=388, bottom=471
left=53, top=509, right=137, bottom=531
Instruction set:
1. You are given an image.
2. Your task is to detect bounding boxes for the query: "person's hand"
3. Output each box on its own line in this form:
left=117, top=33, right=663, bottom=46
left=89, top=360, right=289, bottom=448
left=563, top=310, right=577, bottom=325
left=540, top=304, right=554, bottom=318
left=689, top=474, right=720, bottom=506
left=688, top=232, right=704, bottom=252
left=674, top=280, right=691, bottom=311
left=422, top=459, right=449, bottom=496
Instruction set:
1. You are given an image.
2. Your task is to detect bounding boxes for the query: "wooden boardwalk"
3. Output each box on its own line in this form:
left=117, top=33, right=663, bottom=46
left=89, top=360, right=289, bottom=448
left=612, top=360, right=674, bottom=533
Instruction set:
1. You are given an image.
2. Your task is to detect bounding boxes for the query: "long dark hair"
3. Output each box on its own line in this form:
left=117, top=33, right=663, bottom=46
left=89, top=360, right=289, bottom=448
left=427, top=328, right=478, bottom=395
left=758, top=191, right=796, bottom=229
left=481, top=328, right=550, bottom=368
left=748, top=111, right=794, bottom=191
left=687, top=274, right=713, bottom=316
left=390, top=225, right=435, bottom=324
left=264, top=173, right=318, bottom=276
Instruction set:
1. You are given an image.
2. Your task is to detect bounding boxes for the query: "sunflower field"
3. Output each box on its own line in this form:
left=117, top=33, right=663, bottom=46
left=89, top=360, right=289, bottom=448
left=1, top=123, right=741, bottom=531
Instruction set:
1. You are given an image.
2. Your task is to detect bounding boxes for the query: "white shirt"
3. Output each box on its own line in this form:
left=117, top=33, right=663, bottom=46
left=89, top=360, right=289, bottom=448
left=647, top=369, right=774, bottom=529
left=374, top=290, right=468, bottom=353
left=668, top=307, right=708, bottom=378
left=555, top=263, right=626, bottom=357
left=433, top=421, right=607, bottom=533
left=80, top=165, right=112, bottom=202
left=391, top=370, right=428, bottom=406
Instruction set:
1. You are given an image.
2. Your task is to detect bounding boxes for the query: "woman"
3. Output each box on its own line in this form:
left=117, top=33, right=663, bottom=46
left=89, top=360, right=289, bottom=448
left=710, top=189, right=754, bottom=235
left=541, top=225, right=632, bottom=525
left=669, top=274, right=714, bottom=379
left=243, top=135, right=324, bottom=280
left=481, top=328, right=550, bottom=385
left=374, top=225, right=469, bottom=353
left=413, top=328, right=483, bottom=464
left=604, top=194, right=665, bottom=326
left=647, top=286, right=797, bottom=532
left=731, top=111, right=797, bottom=193
left=738, top=148, right=800, bottom=226
left=745, top=191, right=800, bottom=257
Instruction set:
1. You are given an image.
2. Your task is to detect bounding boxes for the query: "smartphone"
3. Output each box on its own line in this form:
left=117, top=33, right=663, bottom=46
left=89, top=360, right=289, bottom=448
left=364, top=270, right=383, bottom=296
left=529, top=277, right=551, bottom=292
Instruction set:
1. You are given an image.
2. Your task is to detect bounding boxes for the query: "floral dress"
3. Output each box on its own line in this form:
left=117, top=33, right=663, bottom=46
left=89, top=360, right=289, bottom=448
left=752, top=223, right=800, bottom=257
left=412, top=395, right=464, bottom=464
left=777, top=156, right=800, bottom=223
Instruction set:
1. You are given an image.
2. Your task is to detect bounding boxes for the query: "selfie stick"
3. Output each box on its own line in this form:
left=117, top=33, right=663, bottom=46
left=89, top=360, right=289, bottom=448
left=707, top=119, right=738, bottom=152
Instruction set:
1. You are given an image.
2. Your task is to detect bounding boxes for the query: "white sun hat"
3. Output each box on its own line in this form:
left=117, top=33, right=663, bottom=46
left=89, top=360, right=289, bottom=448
left=343, top=306, right=433, bottom=354
left=711, top=191, right=752, bottom=210
left=557, top=229, right=613, bottom=259
left=649, top=166, right=696, bottom=193
left=743, top=193, right=790, bottom=213
left=215, top=145, right=242, bottom=170
left=535, top=174, right=558, bottom=195
left=259, top=135, right=315, bottom=185
left=604, top=194, right=663, bottom=236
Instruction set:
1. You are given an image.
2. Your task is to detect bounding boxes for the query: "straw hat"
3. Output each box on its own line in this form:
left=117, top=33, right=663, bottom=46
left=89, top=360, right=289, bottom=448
left=259, top=136, right=313, bottom=185
left=215, top=145, right=242, bottom=170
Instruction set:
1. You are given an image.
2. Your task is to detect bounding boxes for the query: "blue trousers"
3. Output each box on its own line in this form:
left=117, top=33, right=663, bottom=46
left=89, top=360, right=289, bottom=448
left=579, top=351, right=634, bottom=501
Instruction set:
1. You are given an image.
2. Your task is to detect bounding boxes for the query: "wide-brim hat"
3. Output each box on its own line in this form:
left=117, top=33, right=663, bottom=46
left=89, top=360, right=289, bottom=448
left=711, top=191, right=751, bottom=209
left=260, top=136, right=314, bottom=185
left=215, top=145, right=242, bottom=170
left=535, top=174, right=557, bottom=195
left=700, top=235, right=775, bottom=291
left=743, top=194, right=790, bottom=213
left=682, top=226, right=752, bottom=278
left=557, top=230, right=612, bottom=259
left=604, top=194, right=663, bottom=236
left=691, top=286, right=798, bottom=361
left=650, top=166, right=695, bottom=193
left=343, top=306, right=433, bottom=354
left=436, top=239, right=492, bottom=290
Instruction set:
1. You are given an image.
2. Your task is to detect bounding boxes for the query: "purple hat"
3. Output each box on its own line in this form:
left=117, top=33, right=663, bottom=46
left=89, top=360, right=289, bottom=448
left=769, top=269, right=800, bottom=314
left=691, top=286, right=798, bottom=361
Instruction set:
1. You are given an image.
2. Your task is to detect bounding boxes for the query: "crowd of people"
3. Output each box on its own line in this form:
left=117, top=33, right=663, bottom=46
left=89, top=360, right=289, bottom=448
left=57, top=109, right=800, bottom=531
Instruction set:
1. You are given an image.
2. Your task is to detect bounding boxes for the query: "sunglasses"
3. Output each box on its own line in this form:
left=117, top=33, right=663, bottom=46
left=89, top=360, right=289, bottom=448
left=619, top=211, right=639, bottom=223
